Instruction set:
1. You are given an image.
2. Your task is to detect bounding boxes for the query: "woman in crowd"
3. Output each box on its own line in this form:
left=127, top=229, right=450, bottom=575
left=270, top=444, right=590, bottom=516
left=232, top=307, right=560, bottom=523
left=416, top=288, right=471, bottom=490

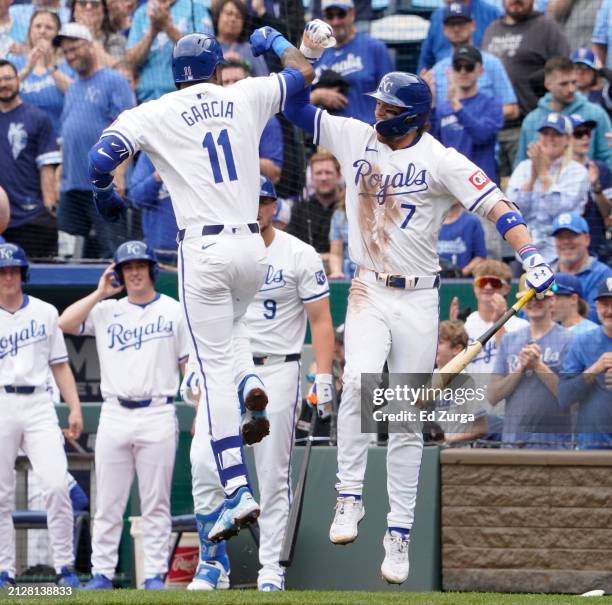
left=213, top=0, right=268, bottom=77
left=71, top=0, right=126, bottom=66
left=10, top=10, right=73, bottom=137
left=506, top=113, right=589, bottom=263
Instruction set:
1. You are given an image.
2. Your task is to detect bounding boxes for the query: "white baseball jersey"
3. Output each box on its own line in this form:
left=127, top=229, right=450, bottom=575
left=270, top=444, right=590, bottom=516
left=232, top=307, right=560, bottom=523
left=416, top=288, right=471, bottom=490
left=80, top=294, right=189, bottom=401
left=0, top=295, right=68, bottom=387
left=313, top=111, right=505, bottom=275
left=465, top=312, right=528, bottom=373
left=103, top=74, right=289, bottom=228
left=245, top=230, right=329, bottom=355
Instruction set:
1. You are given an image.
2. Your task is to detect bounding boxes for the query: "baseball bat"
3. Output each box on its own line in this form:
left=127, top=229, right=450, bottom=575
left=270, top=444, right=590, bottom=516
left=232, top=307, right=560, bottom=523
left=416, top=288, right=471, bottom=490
left=430, top=287, right=536, bottom=392
left=280, top=408, right=317, bottom=567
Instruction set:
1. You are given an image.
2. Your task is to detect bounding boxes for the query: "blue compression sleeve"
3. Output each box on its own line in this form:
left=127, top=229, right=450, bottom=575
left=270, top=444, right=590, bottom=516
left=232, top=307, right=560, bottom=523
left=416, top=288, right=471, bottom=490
left=283, top=85, right=317, bottom=135
left=88, top=134, right=131, bottom=180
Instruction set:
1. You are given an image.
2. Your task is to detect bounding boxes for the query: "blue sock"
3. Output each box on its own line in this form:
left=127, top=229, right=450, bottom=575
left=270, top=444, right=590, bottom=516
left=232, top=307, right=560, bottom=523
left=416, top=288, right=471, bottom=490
left=196, top=506, right=228, bottom=566
left=339, top=493, right=361, bottom=501
left=388, top=526, right=410, bottom=537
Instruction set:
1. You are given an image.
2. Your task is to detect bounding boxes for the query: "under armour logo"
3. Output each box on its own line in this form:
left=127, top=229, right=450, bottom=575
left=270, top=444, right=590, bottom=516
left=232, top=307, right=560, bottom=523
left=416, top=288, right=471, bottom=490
left=507, top=216, right=517, bottom=223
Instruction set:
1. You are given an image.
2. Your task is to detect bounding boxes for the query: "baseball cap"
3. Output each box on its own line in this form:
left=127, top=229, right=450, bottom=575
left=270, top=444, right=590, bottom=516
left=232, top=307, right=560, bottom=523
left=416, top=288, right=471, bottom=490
left=443, top=2, right=473, bottom=22
left=516, top=274, right=553, bottom=298
left=570, top=47, right=597, bottom=70
left=53, top=22, right=93, bottom=47
left=569, top=113, right=597, bottom=131
left=595, top=277, right=612, bottom=300
left=322, top=0, right=354, bottom=11
left=552, top=272, right=583, bottom=297
left=452, top=45, right=482, bottom=66
left=551, top=212, right=590, bottom=235
left=537, top=112, right=573, bottom=136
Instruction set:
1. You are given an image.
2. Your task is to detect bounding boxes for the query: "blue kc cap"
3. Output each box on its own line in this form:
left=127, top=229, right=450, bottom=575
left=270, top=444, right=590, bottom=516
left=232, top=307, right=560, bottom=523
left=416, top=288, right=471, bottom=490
left=553, top=272, right=584, bottom=297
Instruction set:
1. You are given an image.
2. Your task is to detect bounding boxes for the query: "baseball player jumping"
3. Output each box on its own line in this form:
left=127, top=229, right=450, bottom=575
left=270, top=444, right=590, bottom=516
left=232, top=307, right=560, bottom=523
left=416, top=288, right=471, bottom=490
left=86, top=22, right=334, bottom=540
left=58, top=241, right=189, bottom=590
left=185, top=177, right=334, bottom=592
left=0, top=243, right=83, bottom=589
left=282, top=72, right=555, bottom=584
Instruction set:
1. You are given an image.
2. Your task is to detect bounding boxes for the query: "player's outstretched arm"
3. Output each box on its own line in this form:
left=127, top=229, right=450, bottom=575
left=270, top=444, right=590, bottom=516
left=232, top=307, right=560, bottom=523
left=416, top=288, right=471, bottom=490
left=58, top=265, right=124, bottom=335
left=487, top=201, right=555, bottom=297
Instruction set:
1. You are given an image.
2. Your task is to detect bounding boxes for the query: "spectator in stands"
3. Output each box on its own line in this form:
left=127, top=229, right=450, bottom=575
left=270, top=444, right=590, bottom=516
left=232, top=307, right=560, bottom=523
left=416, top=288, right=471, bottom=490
left=220, top=60, right=282, bottom=183
left=435, top=320, right=487, bottom=444
left=422, top=3, right=518, bottom=122
left=129, top=153, right=178, bottom=264
left=552, top=212, right=612, bottom=322
left=593, top=0, right=612, bottom=70
left=559, top=278, right=612, bottom=449
left=418, top=0, right=502, bottom=72
left=431, top=45, right=503, bottom=184
left=10, top=0, right=71, bottom=47
left=548, top=0, right=600, bottom=50
left=0, top=0, right=23, bottom=56
left=0, top=59, right=60, bottom=257
left=489, top=274, right=572, bottom=449
left=71, top=0, right=127, bottom=66
left=551, top=272, right=598, bottom=333
left=517, top=56, right=612, bottom=169
left=9, top=10, right=73, bottom=137
left=55, top=23, right=134, bottom=258
left=0, top=186, right=9, bottom=238
left=126, top=0, right=212, bottom=102
left=482, top=0, right=569, bottom=176
left=570, top=113, right=612, bottom=260
left=213, top=0, right=268, bottom=76
left=106, top=0, right=136, bottom=37
left=508, top=113, right=589, bottom=262
left=437, top=201, right=487, bottom=276
left=328, top=193, right=355, bottom=279
left=311, top=0, right=393, bottom=125
left=287, top=150, right=341, bottom=266
left=571, top=48, right=610, bottom=117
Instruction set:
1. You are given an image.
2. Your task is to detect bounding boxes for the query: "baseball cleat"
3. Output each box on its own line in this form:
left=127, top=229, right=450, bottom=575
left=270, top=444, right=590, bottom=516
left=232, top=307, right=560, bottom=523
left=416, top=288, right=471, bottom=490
left=241, top=410, right=270, bottom=445
left=143, top=575, right=165, bottom=590
left=208, top=487, right=260, bottom=542
left=83, top=573, right=113, bottom=590
left=259, top=583, right=283, bottom=591
left=329, top=495, right=365, bottom=544
left=0, top=571, right=16, bottom=589
left=381, top=530, right=410, bottom=584
left=187, top=560, right=230, bottom=591
left=56, top=565, right=80, bottom=588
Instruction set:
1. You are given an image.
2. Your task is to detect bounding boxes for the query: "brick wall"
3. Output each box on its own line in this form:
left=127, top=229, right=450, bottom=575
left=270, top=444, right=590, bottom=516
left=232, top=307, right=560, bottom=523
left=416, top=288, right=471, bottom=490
left=441, top=449, right=612, bottom=594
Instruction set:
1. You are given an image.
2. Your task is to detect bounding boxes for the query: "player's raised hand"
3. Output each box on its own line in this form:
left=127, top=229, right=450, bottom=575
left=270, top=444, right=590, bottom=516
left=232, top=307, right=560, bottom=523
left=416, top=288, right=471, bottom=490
left=67, top=409, right=84, bottom=440
left=98, top=264, right=124, bottom=298
left=250, top=26, right=285, bottom=57
left=300, top=19, right=335, bottom=63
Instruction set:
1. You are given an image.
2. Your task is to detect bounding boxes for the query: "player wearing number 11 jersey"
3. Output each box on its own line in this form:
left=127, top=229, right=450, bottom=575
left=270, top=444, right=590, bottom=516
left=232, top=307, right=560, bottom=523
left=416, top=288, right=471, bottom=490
left=86, top=29, right=315, bottom=541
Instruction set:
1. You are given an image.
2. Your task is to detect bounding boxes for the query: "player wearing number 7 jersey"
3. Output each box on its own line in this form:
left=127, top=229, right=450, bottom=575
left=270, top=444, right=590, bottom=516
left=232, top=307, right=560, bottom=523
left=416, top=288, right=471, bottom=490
left=282, top=71, right=556, bottom=584
left=86, top=29, right=317, bottom=542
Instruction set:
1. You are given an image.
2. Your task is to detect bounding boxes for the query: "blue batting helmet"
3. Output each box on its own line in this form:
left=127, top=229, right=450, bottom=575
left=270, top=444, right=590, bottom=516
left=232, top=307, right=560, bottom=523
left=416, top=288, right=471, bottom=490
left=172, top=33, right=227, bottom=86
left=113, top=241, right=158, bottom=285
left=0, top=243, right=29, bottom=282
left=366, top=72, right=432, bottom=138
left=259, top=175, right=278, bottom=200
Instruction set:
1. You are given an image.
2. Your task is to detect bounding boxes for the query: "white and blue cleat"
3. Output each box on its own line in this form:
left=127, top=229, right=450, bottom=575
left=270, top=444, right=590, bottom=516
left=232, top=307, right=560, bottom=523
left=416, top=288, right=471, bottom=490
left=187, top=560, right=230, bottom=591
left=381, top=530, right=410, bottom=584
left=208, top=487, right=260, bottom=542
left=259, top=582, right=283, bottom=591
left=0, top=571, right=16, bottom=589
left=56, top=565, right=80, bottom=588
left=83, top=573, right=113, bottom=590
left=143, top=575, right=165, bottom=590
left=238, top=375, right=269, bottom=445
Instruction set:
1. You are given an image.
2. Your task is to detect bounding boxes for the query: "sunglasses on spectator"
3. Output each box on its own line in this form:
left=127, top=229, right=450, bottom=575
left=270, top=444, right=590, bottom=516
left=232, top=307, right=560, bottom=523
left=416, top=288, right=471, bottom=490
left=453, top=62, right=475, bottom=73
left=474, top=275, right=507, bottom=289
left=76, top=0, right=101, bottom=6
left=572, top=128, right=592, bottom=139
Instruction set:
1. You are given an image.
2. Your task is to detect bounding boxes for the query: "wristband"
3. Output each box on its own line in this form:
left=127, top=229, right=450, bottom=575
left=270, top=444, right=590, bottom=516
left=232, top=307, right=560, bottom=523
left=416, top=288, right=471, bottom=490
left=299, top=41, right=323, bottom=63
left=495, top=211, right=526, bottom=240
left=271, top=35, right=292, bottom=58
left=517, top=243, right=538, bottom=261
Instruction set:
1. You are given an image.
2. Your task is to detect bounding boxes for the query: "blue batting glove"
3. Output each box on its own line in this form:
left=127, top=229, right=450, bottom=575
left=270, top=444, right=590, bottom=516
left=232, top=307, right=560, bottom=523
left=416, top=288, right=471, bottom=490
left=93, top=190, right=126, bottom=223
left=249, top=26, right=284, bottom=57
left=522, top=253, right=555, bottom=297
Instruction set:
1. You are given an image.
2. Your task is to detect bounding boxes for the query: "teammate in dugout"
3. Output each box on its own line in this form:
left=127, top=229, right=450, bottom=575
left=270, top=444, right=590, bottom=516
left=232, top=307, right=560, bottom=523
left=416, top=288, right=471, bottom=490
left=58, top=241, right=189, bottom=590
left=278, top=69, right=556, bottom=584
left=183, top=177, right=334, bottom=592
left=85, top=19, right=334, bottom=543
left=0, top=243, right=82, bottom=589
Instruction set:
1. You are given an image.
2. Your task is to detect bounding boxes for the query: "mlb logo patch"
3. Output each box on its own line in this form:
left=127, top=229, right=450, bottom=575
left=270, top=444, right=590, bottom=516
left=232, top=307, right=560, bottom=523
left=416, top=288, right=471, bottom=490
left=468, top=170, right=491, bottom=191
left=315, top=270, right=327, bottom=285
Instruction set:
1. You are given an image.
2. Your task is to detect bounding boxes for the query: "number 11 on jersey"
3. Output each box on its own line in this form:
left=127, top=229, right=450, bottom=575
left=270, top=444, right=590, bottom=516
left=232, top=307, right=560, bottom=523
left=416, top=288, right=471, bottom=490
left=202, top=129, right=237, bottom=184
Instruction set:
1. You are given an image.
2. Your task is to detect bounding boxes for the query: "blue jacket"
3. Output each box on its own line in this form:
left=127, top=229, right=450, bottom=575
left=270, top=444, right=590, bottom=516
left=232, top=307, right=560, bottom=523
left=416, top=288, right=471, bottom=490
left=417, top=0, right=502, bottom=72
left=516, top=92, right=612, bottom=169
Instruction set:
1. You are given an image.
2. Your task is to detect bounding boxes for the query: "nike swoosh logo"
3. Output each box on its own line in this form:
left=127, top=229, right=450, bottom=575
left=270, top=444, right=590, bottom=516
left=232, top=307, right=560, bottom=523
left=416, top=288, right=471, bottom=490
left=202, top=243, right=217, bottom=251
left=97, top=148, right=113, bottom=160
left=365, top=146, right=378, bottom=153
